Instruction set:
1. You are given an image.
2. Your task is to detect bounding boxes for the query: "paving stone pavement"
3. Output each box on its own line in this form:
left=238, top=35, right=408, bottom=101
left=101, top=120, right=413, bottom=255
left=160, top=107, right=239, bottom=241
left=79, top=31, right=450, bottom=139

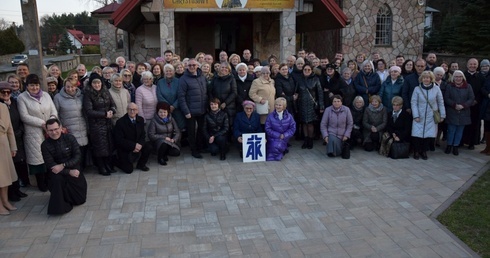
left=0, top=142, right=487, bottom=257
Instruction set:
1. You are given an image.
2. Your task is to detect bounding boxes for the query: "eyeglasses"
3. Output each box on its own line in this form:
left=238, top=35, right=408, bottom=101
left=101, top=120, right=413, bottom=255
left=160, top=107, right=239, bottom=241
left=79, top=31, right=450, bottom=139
left=123, top=74, right=132, bottom=77
left=303, top=69, right=312, bottom=71
left=0, top=90, right=11, bottom=94
left=128, top=108, right=138, bottom=112
left=188, top=64, right=197, bottom=67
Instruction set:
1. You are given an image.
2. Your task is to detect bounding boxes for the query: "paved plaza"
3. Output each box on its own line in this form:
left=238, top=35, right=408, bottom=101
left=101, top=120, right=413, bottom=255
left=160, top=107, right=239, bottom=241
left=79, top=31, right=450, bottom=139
left=0, top=142, right=487, bottom=257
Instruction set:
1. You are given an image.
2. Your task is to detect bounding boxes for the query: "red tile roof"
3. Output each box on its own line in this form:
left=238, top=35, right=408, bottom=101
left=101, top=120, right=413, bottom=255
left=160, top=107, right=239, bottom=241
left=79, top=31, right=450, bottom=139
left=111, top=0, right=144, bottom=32
left=91, top=2, right=121, bottom=14
left=67, top=29, right=100, bottom=46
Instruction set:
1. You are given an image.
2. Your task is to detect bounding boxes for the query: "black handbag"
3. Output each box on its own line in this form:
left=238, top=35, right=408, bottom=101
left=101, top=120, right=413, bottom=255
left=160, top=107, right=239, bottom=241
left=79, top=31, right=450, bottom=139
left=341, top=141, right=350, bottom=159
left=389, top=142, right=410, bottom=159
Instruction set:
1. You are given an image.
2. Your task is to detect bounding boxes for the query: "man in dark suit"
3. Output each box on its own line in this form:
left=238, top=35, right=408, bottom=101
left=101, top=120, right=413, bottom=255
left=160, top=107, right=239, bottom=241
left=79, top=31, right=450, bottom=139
left=113, top=103, right=152, bottom=173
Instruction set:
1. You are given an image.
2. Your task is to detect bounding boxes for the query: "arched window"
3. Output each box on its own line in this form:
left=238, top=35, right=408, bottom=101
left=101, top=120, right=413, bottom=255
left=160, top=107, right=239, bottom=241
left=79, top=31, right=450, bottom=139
left=375, top=4, right=392, bottom=46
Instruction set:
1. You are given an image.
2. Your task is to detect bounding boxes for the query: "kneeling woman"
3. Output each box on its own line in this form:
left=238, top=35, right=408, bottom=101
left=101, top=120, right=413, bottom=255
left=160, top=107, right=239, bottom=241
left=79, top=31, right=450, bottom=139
left=203, top=98, right=229, bottom=160
left=265, top=97, right=296, bottom=161
left=147, top=102, right=181, bottom=165
left=233, top=100, right=263, bottom=157
left=320, top=95, right=353, bottom=157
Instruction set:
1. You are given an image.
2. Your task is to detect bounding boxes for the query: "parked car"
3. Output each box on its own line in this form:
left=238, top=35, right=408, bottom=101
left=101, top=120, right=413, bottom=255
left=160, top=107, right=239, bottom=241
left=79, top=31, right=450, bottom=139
left=11, top=54, right=28, bottom=67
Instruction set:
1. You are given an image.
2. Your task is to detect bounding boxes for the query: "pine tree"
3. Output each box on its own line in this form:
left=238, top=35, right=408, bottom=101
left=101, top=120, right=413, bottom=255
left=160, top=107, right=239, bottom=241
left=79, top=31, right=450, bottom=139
left=58, top=32, right=73, bottom=54
left=0, top=27, right=25, bottom=55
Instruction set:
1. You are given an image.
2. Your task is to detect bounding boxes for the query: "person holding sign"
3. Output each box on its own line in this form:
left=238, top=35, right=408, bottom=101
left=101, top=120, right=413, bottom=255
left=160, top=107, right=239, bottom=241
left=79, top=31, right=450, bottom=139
left=265, top=97, right=296, bottom=161
left=234, top=100, right=263, bottom=158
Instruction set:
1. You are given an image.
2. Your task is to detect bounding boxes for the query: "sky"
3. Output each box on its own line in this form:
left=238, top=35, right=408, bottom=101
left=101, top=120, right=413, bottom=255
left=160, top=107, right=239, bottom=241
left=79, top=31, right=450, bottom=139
left=1, top=0, right=101, bottom=25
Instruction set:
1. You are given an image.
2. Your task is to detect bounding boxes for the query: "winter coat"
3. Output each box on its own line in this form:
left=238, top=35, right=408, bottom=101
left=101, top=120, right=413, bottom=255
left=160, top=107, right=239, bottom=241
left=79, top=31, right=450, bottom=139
left=321, top=71, right=341, bottom=108
left=338, top=78, right=356, bottom=108
left=123, top=82, right=136, bottom=102
left=109, top=86, right=131, bottom=125
left=265, top=109, right=296, bottom=161
left=354, top=70, right=382, bottom=106
left=464, top=71, right=485, bottom=121
left=386, top=110, right=412, bottom=142
left=1, top=98, right=25, bottom=162
left=379, top=76, right=404, bottom=112
left=249, top=77, right=276, bottom=124
left=0, top=103, right=17, bottom=187
left=320, top=105, right=353, bottom=140
left=444, top=82, right=474, bottom=126
left=233, top=111, right=263, bottom=139
left=147, top=113, right=181, bottom=151
left=296, top=73, right=324, bottom=123
left=209, top=74, right=237, bottom=121
left=83, top=87, right=116, bottom=157
left=41, top=133, right=81, bottom=173
left=156, top=77, right=185, bottom=130
left=203, top=109, right=229, bottom=139
left=274, top=73, right=296, bottom=114
left=54, top=87, right=88, bottom=146
left=17, top=91, right=58, bottom=165
left=402, top=72, right=420, bottom=110
left=480, top=75, right=490, bottom=120
left=351, top=106, right=364, bottom=131
left=411, top=84, right=446, bottom=138
left=235, top=74, right=254, bottom=112
left=135, top=84, right=157, bottom=122
left=178, top=69, right=208, bottom=116
left=362, top=104, right=387, bottom=143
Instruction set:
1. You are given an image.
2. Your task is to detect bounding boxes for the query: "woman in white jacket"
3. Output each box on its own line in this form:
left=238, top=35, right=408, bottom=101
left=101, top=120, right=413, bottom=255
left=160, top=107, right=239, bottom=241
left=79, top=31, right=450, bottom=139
left=410, top=71, right=445, bottom=160
left=17, top=74, right=58, bottom=192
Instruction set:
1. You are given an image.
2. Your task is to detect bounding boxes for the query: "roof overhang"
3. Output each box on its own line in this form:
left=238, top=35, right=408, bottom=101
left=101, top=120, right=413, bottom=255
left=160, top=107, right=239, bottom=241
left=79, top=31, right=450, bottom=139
left=297, top=0, right=348, bottom=33
left=111, top=0, right=145, bottom=32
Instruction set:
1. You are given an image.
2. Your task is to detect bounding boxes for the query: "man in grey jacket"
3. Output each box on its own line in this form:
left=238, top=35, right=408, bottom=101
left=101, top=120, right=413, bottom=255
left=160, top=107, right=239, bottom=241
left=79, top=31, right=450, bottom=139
left=178, top=58, right=208, bottom=158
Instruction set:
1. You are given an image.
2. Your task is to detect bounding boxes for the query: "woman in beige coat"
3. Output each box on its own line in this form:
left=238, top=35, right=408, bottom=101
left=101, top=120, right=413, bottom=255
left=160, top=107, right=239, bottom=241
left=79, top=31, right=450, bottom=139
left=108, top=73, right=131, bottom=125
left=249, top=66, right=276, bottom=126
left=0, top=93, right=18, bottom=215
left=17, top=74, right=58, bottom=192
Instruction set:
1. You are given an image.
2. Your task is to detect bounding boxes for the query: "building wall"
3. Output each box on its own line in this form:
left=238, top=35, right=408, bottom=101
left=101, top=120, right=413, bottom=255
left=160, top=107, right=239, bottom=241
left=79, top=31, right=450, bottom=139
left=341, top=1, right=425, bottom=62
left=253, top=13, right=280, bottom=62
left=98, top=19, right=126, bottom=63
left=303, top=29, right=340, bottom=60
left=129, top=24, right=161, bottom=62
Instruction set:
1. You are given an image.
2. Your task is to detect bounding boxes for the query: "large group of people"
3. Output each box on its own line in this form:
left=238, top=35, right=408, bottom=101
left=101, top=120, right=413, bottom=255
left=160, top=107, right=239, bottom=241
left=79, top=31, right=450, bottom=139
left=1, top=48, right=490, bottom=216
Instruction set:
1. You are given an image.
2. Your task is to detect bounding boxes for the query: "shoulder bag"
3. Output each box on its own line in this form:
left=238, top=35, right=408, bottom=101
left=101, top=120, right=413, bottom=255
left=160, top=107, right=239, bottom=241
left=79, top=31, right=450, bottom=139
left=419, top=86, right=441, bottom=123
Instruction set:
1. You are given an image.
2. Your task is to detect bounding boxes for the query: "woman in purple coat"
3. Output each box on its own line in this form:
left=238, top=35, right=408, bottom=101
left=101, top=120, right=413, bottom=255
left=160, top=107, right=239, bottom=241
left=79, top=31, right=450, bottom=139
left=265, top=97, right=296, bottom=161
left=320, top=95, right=353, bottom=157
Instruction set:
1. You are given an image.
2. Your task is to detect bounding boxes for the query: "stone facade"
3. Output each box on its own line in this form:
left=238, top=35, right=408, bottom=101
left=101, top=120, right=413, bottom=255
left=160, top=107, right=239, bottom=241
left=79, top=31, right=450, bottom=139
left=341, top=1, right=425, bottom=62
left=303, top=30, right=340, bottom=60
left=97, top=19, right=126, bottom=63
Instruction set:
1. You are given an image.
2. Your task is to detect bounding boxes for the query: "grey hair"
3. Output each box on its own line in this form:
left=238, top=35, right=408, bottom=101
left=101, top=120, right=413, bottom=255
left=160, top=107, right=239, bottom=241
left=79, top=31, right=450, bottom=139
left=163, top=63, right=175, bottom=71
left=235, top=62, right=248, bottom=71
left=141, top=71, right=154, bottom=80
left=110, top=73, right=123, bottom=83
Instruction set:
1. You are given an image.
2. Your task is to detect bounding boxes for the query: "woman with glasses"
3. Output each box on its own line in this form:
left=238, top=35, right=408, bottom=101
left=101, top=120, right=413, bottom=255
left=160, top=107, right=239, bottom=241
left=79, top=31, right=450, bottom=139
left=379, top=96, right=411, bottom=156
left=249, top=66, right=276, bottom=128
left=0, top=82, right=29, bottom=201
left=120, top=68, right=136, bottom=102
left=233, top=100, right=263, bottom=158
left=157, top=64, right=185, bottom=131
left=444, top=70, right=474, bottom=155
left=0, top=83, right=19, bottom=215
left=101, top=67, right=115, bottom=89
left=296, top=64, right=323, bottom=149
left=209, top=62, right=237, bottom=128
left=83, top=73, right=116, bottom=176
left=6, top=74, right=23, bottom=100
left=53, top=78, right=89, bottom=171
left=354, top=60, right=382, bottom=107
left=17, top=74, right=58, bottom=191
left=135, top=71, right=158, bottom=125
left=108, top=74, right=131, bottom=125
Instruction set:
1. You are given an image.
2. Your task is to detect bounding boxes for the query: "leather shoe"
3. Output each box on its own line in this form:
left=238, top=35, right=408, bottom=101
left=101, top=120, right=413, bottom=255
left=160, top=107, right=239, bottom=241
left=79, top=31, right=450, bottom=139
left=468, top=145, right=475, bottom=150
left=220, top=153, right=226, bottom=160
left=453, top=146, right=459, bottom=156
left=98, top=167, right=110, bottom=176
left=136, top=165, right=150, bottom=172
left=444, top=145, right=452, bottom=154
left=17, top=190, right=28, bottom=198
left=192, top=152, right=203, bottom=159
left=413, top=153, right=420, bottom=160
left=158, top=159, right=167, bottom=166
left=421, top=152, right=428, bottom=160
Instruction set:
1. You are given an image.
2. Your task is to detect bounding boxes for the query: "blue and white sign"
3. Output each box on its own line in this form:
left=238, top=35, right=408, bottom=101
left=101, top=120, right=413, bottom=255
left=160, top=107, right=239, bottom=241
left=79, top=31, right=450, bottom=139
left=242, top=133, right=266, bottom=163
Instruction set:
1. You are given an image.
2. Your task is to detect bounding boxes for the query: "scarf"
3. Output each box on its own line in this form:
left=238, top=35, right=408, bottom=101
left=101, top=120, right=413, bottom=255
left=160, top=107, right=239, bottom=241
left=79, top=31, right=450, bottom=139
left=29, top=89, right=43, bottom=101
left=277, top=110, right=284, bottom=120
left=368, top=103, right=384, bottom=112
left=238, top=74, right=247, bottom=82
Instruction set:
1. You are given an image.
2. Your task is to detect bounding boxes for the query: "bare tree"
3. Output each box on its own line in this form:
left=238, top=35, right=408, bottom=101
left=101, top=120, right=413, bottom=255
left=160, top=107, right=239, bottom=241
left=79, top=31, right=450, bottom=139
left=0, top=18, right=13, bottom=31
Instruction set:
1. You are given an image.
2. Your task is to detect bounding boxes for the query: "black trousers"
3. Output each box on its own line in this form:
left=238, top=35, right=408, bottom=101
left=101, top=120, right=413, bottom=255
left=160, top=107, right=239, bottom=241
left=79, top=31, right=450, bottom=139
left=208, top=135, right=227, bottom=154
left=47, top=171, right=87, bottom=215
left=412, top=137, right=432, bottom=153
left=186, top=115, right=204, bottom=153
left=115, top=141, right=152, bottom=173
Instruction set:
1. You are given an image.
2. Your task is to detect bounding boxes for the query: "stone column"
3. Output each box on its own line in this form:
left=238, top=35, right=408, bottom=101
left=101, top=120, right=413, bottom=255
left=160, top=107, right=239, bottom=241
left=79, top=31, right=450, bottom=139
left=280, top=10, right=296, bottom=62
left=160, top=10, right=175, bottom=56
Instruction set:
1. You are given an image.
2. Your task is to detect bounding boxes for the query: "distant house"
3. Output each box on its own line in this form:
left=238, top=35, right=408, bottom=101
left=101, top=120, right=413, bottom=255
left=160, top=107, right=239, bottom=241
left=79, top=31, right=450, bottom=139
left=66, top=29, right=100, bottom=53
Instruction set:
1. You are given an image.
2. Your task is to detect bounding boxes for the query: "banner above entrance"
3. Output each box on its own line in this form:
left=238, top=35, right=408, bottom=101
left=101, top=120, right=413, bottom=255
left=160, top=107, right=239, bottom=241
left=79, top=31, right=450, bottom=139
left=164, top=0, right=295, bottom=9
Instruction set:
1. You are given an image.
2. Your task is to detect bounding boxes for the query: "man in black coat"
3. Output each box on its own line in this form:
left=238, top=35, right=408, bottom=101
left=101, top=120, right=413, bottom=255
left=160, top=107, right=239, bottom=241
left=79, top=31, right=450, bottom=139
left=113, top=103, right=152, bottom=173
left=41, top=118, right=87, bottom=215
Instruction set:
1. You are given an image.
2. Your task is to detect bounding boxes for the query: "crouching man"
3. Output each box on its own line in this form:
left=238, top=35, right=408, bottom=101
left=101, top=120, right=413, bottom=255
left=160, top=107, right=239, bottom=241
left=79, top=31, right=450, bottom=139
left=41, top=118, right=87, bottom=215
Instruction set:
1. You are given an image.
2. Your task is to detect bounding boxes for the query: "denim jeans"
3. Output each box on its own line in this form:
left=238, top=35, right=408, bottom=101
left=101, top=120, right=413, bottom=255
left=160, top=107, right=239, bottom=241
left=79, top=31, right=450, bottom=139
left=447, top=124, right=465, bottom=146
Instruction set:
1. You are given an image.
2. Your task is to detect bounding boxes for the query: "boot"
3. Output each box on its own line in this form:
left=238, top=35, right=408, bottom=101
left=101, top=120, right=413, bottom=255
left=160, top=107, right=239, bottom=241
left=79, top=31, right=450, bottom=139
left=104, top=156, right=117, bottom=173
left=157, top=147, right=167, bottom=166
left=421, top=151, right=428, bottom=160
left=453, top=146, right=459, bottom=156
left=220, top=152, right=226, bottom=160
left=307, top=137, right=313, bottom=149
left=96, top=158, right=110, bottom=176
left=445, top=145, right=452, bottom=154
left=12, top=181, right=27, bottom=198
left=8, top=185, right=20, bottom=202
left=302, top=137, right=309, bottom=149
left=480, top=132, right=490, bottom=154
left=35, top=173, right=48, bottom=192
